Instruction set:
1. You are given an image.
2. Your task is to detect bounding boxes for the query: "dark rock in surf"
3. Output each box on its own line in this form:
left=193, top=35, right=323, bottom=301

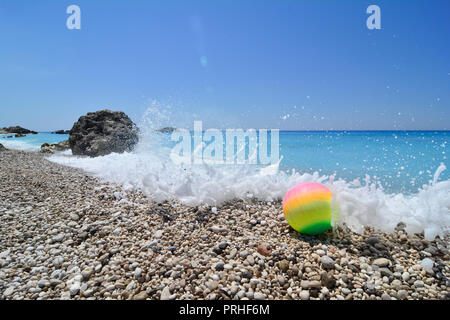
left=157, top=127, right=176, bottom=134
left=3, top=126, right=37, bottom=134
left=69, top=110, right=139, bottom=157
left=54, top=130, right=71, bottom=134
left=0, top=143, right=6, bottom=152
left=40, top=140, right=70, bottom=154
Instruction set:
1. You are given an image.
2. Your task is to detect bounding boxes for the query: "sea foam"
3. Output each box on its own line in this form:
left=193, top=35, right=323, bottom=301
left=0, top=138, right=41, bottom=151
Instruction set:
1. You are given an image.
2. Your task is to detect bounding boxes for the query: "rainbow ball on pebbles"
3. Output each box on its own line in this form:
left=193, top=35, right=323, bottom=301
left=283, top=182, right=335, bottom=235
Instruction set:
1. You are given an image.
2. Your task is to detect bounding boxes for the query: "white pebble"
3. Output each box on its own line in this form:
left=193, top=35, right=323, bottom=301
left=421, top=258, right=434, bottom=273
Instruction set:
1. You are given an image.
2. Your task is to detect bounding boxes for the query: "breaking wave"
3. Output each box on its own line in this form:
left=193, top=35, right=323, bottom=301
left=48, top=108, right=450, bottom=241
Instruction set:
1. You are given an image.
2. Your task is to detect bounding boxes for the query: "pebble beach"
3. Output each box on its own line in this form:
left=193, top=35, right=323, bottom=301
left=0, top=149, right=449, bottom=300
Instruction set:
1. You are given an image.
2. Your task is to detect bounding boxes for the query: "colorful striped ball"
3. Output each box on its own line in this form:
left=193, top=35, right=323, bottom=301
left=283, top=182, right=333, bottom=235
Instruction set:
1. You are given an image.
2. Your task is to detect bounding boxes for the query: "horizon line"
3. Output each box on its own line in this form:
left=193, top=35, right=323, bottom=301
left=18, top=129, right=450, bottom=133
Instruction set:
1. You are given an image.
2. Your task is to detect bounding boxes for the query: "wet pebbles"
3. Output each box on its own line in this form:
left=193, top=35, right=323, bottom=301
left=0, top=150, right=448, bottom=300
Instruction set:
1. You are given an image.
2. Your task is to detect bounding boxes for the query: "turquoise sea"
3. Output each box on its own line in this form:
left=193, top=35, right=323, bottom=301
left=0, top=133, right=69, bottom=152
left=278, top=131, right=448, bottom=194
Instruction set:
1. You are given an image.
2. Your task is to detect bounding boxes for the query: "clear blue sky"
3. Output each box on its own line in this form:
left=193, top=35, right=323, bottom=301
left=0, top=0, right=449, bottom=131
